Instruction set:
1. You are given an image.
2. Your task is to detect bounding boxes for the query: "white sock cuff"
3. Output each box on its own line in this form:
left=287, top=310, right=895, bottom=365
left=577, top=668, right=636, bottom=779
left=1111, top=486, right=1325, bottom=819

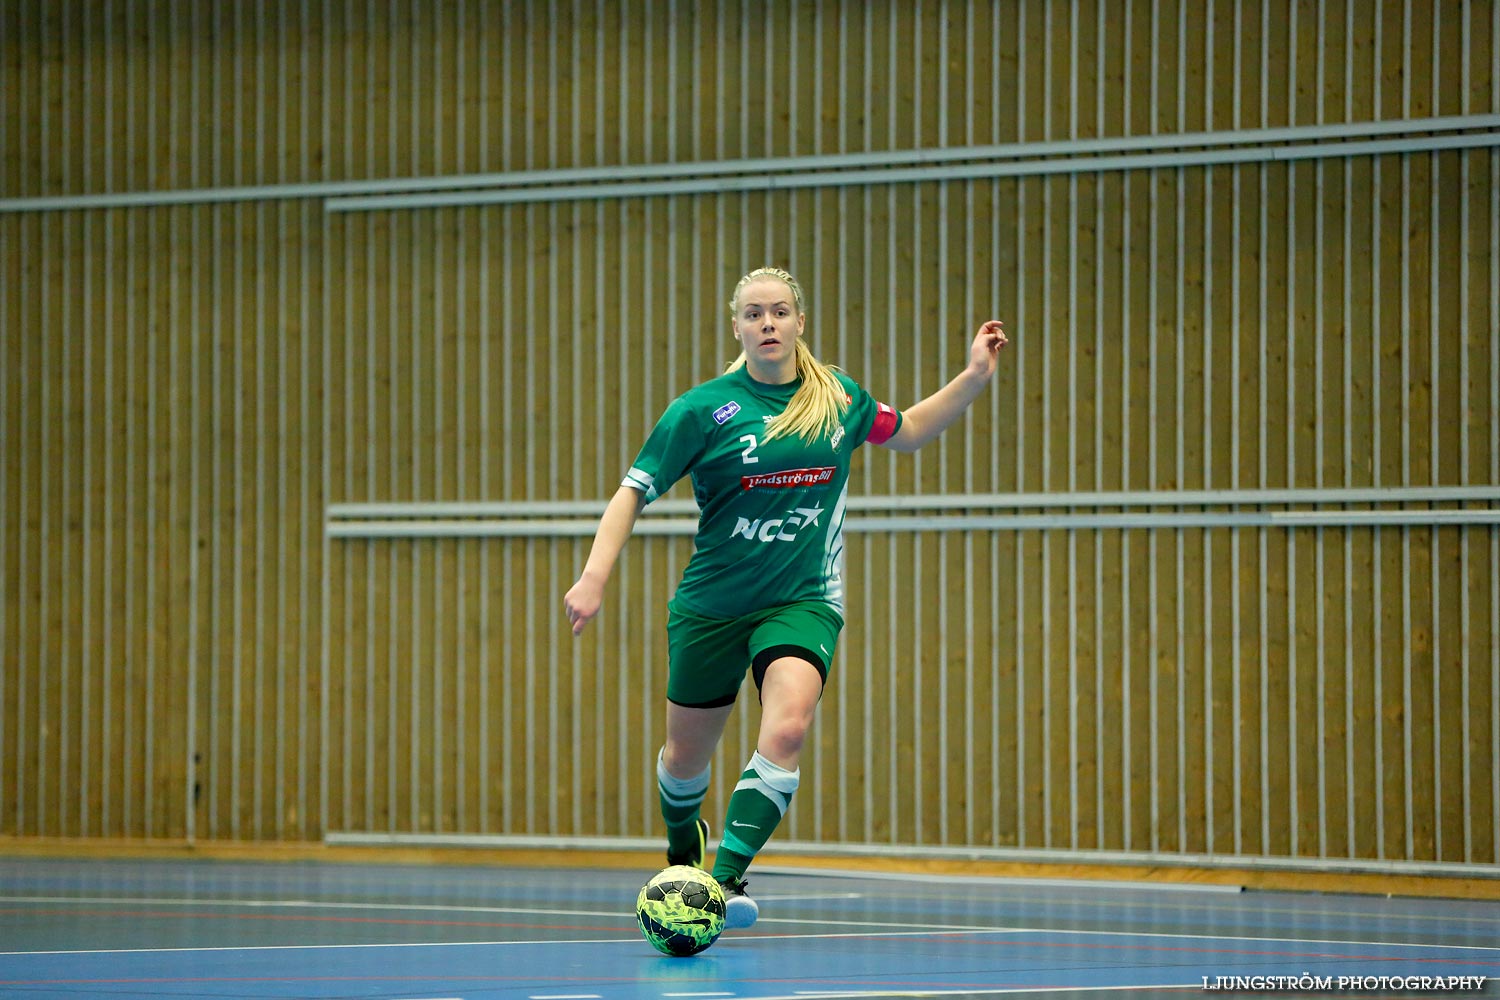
left=748, top=750, right=800, bottom=795
left=657, top=747, right=711, bottom=795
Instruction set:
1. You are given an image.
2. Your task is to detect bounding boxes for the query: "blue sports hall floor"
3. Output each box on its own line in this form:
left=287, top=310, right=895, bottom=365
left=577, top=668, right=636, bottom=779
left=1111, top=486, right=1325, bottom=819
left=0, top=854, right=1495, bottom=999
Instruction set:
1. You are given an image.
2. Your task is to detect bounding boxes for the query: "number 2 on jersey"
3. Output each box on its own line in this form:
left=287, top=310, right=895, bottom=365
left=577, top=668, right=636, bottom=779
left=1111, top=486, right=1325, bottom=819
left=738, top=433, right=759, bottom=464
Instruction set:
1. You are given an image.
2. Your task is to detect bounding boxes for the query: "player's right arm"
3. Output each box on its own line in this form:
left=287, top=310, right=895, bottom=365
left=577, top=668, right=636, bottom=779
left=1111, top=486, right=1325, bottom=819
left=564, top=485, right=649, bottom=637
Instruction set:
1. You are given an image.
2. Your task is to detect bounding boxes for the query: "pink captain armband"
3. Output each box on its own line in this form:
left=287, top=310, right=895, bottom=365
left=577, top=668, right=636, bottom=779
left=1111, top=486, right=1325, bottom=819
left=867, top=401, right=901, bottom=445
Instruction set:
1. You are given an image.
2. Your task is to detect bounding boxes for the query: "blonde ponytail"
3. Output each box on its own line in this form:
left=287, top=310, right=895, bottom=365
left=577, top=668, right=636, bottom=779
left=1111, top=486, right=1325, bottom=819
left=724, top=266, right=849, bottom=444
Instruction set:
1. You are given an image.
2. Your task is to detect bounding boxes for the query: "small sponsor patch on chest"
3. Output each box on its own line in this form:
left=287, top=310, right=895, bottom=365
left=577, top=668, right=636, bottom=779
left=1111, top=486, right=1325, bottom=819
left=713, top=400, right=741, bottom=425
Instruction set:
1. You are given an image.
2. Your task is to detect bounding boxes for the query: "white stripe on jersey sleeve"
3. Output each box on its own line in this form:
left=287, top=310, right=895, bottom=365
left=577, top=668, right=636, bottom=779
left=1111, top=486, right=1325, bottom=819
left=622, top=466, right=659, bottom=501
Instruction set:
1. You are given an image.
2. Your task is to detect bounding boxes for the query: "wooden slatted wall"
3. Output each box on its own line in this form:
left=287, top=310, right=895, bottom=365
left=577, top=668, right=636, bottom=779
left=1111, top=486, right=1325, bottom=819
left=1, top=0, right=1496, bottom=865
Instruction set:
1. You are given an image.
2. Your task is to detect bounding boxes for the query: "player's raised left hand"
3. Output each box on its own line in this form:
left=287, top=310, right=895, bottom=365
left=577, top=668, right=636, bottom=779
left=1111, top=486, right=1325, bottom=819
left=967, top=320, right=1008, bottom=380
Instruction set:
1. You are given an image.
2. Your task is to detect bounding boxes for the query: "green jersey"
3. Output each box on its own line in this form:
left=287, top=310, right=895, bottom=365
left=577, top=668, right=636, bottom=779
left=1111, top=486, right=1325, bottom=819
left=623, top=365, right=903, bottom=619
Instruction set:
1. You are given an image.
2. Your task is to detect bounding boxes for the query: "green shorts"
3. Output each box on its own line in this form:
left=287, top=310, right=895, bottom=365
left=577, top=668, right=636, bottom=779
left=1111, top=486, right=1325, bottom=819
left=665, top=599, right=844, bottom=708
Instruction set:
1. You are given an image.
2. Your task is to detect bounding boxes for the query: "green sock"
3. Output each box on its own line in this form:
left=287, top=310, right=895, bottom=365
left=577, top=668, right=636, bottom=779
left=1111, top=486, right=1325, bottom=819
left=712, top=750, right=800, bottom=883
left=657, top=748, right=710, bottom=858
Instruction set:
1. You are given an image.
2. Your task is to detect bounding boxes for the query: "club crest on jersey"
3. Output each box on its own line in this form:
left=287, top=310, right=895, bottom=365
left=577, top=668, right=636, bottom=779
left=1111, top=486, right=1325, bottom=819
left=713, top=400, right=741, bottom=425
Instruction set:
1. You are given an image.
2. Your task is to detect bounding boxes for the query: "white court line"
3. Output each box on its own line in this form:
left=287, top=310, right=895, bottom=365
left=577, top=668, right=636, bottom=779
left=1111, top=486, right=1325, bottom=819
left=0, top=894, right=639, bottom=921
left=6, top=923, right=1499, bottom=960
left=0, top=937, right=634, bottom=957
left=759, top=870, right=1500, bottom=929
left=991, top=926, right=1500, bottom=953
left=0, top=929, right=1038, bottom=959
left=2, top=897, right=1497, bottom=958
left=0, top=894, right=1009, bottom=934
left=740, top=925, right=1500, bottom=954
left=769, top=988, right=1204, bottom=998
left=7, top=891, right=1496, bottom=933
left=0, top=928, right=1035, bottom=957
left=778, top=985, right=1495, bottom=999
left=744, top=892, right=865, bottom=901
left=755, top=864, right=1243, bottom=894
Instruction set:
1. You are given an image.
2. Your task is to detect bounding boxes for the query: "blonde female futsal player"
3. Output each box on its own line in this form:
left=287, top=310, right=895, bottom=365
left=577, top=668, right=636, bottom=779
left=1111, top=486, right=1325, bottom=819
left=565, top=267, right=1008, bottom=929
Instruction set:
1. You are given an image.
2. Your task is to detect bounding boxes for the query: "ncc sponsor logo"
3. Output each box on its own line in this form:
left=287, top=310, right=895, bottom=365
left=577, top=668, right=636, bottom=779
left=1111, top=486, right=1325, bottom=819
left=731, top=504, right=825, bottom=543
left=713, top=400, right=741, bottom=425
left=740, top=466, right=836, bottom=491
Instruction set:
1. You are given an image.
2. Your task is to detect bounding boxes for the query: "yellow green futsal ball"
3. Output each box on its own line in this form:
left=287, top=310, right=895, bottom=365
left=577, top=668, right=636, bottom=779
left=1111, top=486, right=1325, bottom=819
left=635, top=864, right=727, bottom=956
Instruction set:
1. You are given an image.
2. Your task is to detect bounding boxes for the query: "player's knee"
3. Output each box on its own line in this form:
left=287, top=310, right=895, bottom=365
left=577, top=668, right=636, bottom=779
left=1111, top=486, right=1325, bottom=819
left=759, top=716, right=810, bottom=763
left=662, top=738, right=713, bottom=778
